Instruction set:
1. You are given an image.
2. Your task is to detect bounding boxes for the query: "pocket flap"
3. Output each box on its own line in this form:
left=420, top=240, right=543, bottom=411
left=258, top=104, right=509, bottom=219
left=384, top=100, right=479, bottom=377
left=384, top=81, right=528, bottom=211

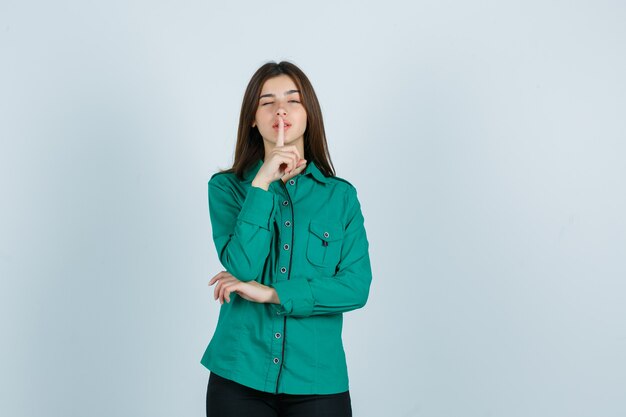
left=309, top=220, right=343, bottom=242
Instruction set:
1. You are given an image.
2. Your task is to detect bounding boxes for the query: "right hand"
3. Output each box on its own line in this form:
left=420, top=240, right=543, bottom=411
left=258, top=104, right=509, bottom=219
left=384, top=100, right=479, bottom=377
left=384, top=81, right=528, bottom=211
left=209, top=270, right=278, bottom=305
left=252, top=116, right=307, bottom=189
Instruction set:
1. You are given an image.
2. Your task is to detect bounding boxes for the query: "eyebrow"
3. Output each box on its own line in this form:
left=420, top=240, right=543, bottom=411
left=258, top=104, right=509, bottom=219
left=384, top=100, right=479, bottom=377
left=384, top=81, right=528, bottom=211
left=259, top=89, right=301, bottom=99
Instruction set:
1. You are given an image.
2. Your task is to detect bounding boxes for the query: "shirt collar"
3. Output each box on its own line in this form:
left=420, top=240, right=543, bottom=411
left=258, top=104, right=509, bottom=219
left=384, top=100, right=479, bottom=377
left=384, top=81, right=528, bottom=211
left=244, top=158, right=329, bottom=184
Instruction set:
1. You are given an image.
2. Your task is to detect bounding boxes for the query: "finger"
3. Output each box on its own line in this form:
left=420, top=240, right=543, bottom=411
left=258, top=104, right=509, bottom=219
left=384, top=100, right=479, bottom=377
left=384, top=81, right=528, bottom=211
left=213, top=270, right=232, bottom=284
left=214, top=279, right=222, bottom=300
left=286, top=154, right=296, bottom=174
left=276, top=150, right=297, bottom=174
left=209, top=271, right=226, bottom=286
left=224, top=286, right=232, bottom=303
left=222, top=283, right=237, bottom=304
left=273, top=153, right=293, bottom=175
left=283, top=160, right=307, bottom=180
left=219, top=281, right=232, bottom=304
left=283, top=145, right=301, bottom=162
left=214, top=275, right=232, bottom=300
left=276, top=116, right=285, bottom=147
left=291, top=161, right=307, bottom=175
left=218, top=280, right=227, bottom=303
left=216, top=273, right=239, bottom=302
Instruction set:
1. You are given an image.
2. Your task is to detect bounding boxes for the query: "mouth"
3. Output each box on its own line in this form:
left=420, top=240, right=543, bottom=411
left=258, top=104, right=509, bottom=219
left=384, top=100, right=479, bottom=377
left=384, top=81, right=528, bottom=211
left=272, top=121, right=292, bottom=129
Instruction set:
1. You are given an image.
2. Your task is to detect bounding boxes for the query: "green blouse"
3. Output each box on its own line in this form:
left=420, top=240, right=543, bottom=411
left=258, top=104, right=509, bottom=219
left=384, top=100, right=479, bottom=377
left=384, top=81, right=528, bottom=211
left=200, top=157, right=372, bottom=395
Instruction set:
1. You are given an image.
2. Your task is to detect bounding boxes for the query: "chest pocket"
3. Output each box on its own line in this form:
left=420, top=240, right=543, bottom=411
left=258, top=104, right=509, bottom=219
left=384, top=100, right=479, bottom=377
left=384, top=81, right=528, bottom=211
left=306, top=219, right=344, bottom=269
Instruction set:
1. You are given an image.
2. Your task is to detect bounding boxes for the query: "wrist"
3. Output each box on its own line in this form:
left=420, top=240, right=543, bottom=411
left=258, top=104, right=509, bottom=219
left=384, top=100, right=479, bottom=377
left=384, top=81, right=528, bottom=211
left=251, top=178, right=270, bottom=191
left=268, top=288, right=280, bottom=304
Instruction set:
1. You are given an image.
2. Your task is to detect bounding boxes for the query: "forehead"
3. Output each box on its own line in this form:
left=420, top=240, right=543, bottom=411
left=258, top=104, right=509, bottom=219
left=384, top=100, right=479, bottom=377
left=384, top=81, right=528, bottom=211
left=260, top=74, right=299, bottom=94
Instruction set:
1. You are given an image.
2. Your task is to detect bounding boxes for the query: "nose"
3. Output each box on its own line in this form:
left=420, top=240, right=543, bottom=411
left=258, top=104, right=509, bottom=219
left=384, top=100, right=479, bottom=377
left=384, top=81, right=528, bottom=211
left=276, top=108, right=287, bottom=117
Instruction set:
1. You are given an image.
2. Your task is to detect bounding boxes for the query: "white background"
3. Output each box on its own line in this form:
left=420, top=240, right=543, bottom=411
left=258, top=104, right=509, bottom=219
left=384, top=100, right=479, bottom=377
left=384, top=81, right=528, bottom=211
left=1, top=1, right=625, bottom=416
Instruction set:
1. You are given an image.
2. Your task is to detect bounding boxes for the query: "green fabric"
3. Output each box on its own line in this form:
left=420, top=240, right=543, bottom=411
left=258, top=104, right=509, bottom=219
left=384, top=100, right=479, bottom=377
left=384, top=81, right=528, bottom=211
left=200, top=158, right=373, bottom=395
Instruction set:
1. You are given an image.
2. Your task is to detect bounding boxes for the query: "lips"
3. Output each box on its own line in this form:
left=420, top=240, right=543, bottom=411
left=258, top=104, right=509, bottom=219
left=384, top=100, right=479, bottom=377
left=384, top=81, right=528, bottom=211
left=273, top=120, right=291, bottom=128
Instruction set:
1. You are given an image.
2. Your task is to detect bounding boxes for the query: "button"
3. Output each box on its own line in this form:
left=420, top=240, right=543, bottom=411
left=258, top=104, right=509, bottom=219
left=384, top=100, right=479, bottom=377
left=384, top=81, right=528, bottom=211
left=283, top=243, right=290, bottom=251
left=273, top=357, right=280, bottom=364
left=285, top=220, right=291, bottom=227
left=280, top=267, right=287, bottom=273
left=323, top=231, right=330, bottom=238
left=289, top=179, right=295, bottom=185
left=275, top=332, right=282, bottom=339
left=282, top=200, right=289, bottom=206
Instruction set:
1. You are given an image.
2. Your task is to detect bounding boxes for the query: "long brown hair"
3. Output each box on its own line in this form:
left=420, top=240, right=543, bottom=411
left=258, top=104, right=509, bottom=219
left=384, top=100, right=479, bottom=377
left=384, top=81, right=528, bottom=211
left=219, top=61, right=336, bottom=181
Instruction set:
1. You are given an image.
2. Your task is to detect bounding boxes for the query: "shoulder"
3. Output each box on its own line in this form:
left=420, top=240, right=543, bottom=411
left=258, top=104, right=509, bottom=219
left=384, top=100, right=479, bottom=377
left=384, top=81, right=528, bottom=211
left=208, top=170, right=241, bottom=189
left=326, top=175, right=358, bottom=195
left=329, top=175, right=353, bottom=187
left=208, top=171, right=249, bottom=202
left=324, top=175, right=361, bottom=210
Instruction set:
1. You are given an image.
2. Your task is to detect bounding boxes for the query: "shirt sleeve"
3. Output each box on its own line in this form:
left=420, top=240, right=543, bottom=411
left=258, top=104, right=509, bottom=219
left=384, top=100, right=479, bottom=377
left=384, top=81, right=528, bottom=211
left=208, top=175, right=275, bottom=282
left=270, top=185, right=372, bottom=317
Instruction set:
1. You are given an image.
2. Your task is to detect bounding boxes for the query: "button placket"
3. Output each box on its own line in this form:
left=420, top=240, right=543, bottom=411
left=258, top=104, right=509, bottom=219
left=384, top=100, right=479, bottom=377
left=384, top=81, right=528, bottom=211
left=281, top=221, right=291, bottom=271
left=269, top=185, right=292, bottom=390
left=277, top=192, right=292, bottom=281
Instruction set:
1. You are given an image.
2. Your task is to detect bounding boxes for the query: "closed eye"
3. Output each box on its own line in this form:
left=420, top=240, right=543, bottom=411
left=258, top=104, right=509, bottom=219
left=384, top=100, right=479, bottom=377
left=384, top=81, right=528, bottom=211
left=261, top=100, right=300, bottom=106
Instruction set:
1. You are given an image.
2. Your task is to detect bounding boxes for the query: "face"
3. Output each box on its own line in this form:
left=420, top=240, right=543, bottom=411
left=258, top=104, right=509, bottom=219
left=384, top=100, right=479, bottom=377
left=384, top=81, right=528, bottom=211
left=253, top=74, right=307, bottom=145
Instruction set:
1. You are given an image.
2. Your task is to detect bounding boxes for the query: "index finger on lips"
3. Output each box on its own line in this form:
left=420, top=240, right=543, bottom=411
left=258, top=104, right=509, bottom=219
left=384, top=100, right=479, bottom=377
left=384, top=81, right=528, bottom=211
left=276, top=117, right=285, bottom=147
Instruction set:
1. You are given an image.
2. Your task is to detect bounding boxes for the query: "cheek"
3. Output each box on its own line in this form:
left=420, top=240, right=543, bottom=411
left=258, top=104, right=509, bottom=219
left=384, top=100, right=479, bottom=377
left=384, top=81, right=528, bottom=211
left=256, top=106, right=274, bottom=121
left=255, top=109, right=271, bottom=124
left=294, top=108, right=307, bottom=124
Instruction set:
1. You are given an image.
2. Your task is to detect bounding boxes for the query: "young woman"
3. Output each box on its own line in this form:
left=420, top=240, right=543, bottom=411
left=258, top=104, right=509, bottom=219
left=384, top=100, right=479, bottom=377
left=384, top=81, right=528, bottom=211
left=201, top=61, right=372, bottom=417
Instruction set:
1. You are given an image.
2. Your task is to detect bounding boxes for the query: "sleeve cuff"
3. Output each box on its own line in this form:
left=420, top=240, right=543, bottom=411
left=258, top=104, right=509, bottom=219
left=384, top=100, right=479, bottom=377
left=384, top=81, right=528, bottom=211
left=237, top=186, right=275, bottom=230
left=270, top=278, right=314, bottom=317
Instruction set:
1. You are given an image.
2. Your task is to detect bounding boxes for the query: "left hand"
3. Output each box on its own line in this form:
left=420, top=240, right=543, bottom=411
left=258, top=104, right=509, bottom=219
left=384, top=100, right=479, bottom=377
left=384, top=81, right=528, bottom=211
left=208, top=271, right=279, bottom=305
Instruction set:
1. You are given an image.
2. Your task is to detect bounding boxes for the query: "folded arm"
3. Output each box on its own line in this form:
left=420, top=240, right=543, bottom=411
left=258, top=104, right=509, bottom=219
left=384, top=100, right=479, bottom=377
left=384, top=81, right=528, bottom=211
left=209, top=176, right=275, bottom=282
left=270, top=186, right=372, bottom=317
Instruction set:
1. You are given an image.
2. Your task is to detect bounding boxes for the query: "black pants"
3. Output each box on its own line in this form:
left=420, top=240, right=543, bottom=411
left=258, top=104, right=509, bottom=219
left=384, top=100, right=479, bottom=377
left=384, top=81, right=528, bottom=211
left=206, top=372, right=353, bottom=417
